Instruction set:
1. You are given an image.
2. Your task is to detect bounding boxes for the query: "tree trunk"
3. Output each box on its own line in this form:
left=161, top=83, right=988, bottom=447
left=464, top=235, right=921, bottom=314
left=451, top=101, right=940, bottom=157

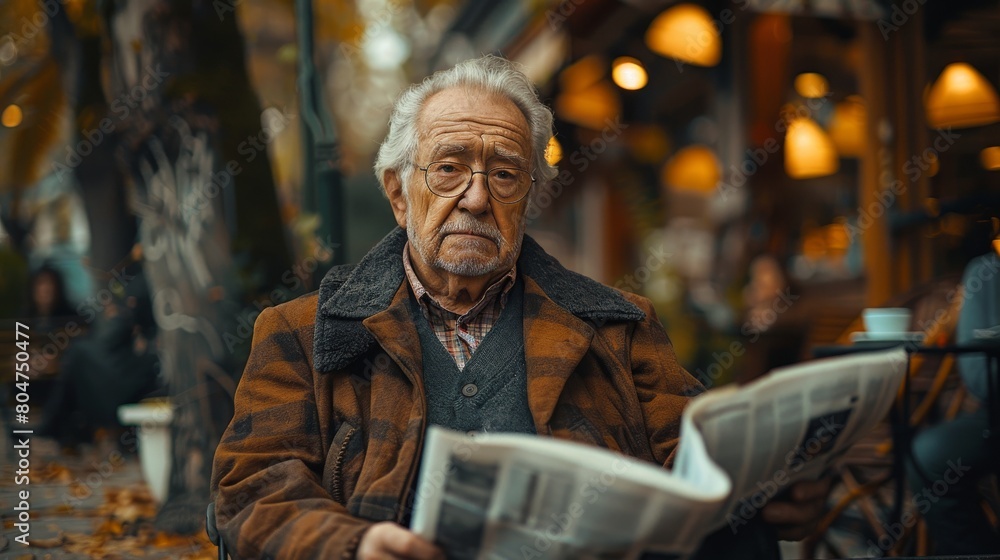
left=71, top=28, right=137, bottom=273
left=101, top=0, right=291, bottom=533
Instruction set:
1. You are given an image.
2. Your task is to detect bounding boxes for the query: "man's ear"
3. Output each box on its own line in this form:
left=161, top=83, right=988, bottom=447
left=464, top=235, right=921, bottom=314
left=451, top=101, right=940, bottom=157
left=384, top=170, right=408, bottom=229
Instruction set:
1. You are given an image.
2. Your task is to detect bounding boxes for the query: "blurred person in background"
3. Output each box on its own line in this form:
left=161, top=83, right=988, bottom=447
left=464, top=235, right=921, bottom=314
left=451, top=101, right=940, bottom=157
left=37, top=267, right=160, bottom=449
left=907, top=243, right=1000, bottom=555
left=26, top=264, right=82, bottom=377
left=23, top=264, right=87, bottom=445
left=738, top=254, right=805, bottom=382
left=27, top=263, right=79, bottom=326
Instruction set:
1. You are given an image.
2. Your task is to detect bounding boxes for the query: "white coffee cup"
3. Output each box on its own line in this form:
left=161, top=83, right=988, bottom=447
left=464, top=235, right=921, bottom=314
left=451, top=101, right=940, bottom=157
left=862, top=307, right=912, bottom=335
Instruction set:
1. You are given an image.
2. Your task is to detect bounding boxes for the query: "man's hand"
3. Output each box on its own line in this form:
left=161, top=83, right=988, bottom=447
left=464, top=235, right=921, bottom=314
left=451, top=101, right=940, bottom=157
left=356, top=521, right=446, bottom=560
left=761, top=477, right=832, bottom=541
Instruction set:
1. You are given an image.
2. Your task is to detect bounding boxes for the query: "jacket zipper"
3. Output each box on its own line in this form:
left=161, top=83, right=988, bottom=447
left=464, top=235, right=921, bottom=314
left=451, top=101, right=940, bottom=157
left=331, top=427, right=356, bottom=505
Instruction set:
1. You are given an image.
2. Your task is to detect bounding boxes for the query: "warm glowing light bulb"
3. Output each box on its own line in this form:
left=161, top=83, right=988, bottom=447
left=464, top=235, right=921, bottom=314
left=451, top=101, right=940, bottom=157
left=785, top=117, right=838, bottom=179
left=2, top=104, right=22, bottom=128
left=980, top=146, right=1000, bottom=171
left=794, top=73, right=829, bottom=98
left=612, top=57, right=648, bottom=91
left=545, top=136, right=563, bottom=166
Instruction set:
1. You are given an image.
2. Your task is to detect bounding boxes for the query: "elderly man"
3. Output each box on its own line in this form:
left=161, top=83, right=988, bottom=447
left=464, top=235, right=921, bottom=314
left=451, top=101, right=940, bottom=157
left=210, top=55, right=827, bottom=560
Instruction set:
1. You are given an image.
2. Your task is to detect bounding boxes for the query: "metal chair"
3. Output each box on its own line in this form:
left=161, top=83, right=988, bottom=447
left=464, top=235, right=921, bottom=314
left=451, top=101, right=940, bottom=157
left=206, top=502, right=229, bottom=560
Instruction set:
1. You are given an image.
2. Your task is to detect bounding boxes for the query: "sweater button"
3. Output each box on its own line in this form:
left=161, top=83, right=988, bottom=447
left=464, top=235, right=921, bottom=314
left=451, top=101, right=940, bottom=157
left=461, top=383, right=478, bottom=397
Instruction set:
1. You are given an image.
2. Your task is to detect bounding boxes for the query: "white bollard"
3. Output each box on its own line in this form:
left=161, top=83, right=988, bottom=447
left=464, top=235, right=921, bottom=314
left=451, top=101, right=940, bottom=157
left=117, top=400, right=173, bottom=503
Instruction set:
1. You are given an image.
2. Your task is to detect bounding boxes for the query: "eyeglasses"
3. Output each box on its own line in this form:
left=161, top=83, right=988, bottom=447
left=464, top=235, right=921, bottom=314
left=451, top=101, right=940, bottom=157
left=415, top=161, right=535, bottom=204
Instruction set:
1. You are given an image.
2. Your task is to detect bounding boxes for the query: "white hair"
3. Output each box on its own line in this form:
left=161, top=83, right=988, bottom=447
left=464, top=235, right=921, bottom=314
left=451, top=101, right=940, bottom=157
left=374, top=55, right=558, bottom=195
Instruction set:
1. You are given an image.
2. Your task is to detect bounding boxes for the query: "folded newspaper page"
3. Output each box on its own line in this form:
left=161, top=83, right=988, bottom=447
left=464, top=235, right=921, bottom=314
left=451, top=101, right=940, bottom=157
left=410, top=348, right=908, bottom=559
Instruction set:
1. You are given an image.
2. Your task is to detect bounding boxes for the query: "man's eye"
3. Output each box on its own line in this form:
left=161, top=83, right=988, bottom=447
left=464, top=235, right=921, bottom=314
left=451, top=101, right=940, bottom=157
left=437, top=164, right=458, bottom=173
left=493, top=169, right=520, bottom=181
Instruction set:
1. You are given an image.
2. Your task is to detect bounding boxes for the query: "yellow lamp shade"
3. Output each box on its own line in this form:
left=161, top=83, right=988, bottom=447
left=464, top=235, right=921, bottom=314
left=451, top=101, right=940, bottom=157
left=612, top=57, right=648, bottom=90
left=925, top=62, right=1000, bottom=129
left=828, top=96, right=867, bottom=158
left=559, top=55, right=605, bottom=93
left=981, top=146, right=1000, bottom=170
left=785, top=117, right=838, bottom=179
left=555, top=81, right=621, bottom=130
left=662, top=145, right=721, bottom=194
left=645, top=4, right=721, bottom=67
left=794, top=73, right=829, bottom=99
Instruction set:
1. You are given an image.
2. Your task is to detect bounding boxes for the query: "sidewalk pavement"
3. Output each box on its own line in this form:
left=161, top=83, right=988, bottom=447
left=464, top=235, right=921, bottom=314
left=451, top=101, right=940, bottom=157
left=1, top=425, right=216, bottom=559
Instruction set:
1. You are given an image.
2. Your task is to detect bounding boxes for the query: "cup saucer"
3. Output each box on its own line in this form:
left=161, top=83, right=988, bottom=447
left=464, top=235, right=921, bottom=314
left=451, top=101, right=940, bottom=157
left=849, top=331, right=924, bottom=343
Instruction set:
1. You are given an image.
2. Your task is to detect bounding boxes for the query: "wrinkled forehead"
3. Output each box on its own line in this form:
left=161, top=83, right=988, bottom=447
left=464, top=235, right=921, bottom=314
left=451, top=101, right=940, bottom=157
left=416, top=86, right=532, bottom=161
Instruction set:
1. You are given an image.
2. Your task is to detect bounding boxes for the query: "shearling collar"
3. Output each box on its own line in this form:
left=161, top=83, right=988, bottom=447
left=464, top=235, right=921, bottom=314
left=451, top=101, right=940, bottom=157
left=313, top=227, right=644, bottom=372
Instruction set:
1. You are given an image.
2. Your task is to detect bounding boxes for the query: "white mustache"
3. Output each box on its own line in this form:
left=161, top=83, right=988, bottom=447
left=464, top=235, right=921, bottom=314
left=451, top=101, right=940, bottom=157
left=439, top=219, right=503, bottom=246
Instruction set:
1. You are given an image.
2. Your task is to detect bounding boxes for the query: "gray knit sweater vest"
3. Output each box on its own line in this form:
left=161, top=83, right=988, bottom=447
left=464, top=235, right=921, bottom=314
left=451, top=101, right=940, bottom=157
left=411, top=279, right=536, bottom=435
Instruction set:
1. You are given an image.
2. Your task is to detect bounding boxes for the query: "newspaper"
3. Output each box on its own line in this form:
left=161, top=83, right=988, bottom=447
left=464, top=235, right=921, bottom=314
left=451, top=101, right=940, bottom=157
left=410, top=348, right=908, bottom=559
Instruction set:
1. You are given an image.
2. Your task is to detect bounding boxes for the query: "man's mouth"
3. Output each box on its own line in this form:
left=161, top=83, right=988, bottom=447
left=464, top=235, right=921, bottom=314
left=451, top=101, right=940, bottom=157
left=441, top=230, right=500, bottom=248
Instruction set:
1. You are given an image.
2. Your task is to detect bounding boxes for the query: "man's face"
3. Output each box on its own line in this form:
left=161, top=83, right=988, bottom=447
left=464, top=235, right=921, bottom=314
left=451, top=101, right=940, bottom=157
left=387, top=87, right=533, bottom=280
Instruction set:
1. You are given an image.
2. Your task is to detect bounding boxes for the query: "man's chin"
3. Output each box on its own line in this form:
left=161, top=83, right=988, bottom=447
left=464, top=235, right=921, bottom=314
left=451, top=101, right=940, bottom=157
left=434, top=254, right=505, bottom=277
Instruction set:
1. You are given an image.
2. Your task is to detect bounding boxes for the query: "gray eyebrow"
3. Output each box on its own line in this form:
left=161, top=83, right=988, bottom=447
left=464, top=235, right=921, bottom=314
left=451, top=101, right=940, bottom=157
left=430, top=144, right=467, bottom=160
left=492, top=145, right=529, bottom=167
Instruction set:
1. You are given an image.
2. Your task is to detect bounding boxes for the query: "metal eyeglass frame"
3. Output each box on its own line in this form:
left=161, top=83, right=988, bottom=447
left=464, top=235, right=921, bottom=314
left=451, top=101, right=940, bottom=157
left=415, top=161, right=536, bottom=204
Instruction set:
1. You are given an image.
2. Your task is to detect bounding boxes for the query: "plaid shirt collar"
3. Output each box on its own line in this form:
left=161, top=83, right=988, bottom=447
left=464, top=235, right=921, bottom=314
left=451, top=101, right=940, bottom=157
left=402, top=241, right=517, bottom=321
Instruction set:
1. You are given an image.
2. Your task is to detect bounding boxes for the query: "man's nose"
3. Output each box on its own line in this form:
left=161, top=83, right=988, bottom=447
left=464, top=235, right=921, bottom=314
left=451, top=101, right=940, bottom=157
left=458, top=171, right=491, bottom=214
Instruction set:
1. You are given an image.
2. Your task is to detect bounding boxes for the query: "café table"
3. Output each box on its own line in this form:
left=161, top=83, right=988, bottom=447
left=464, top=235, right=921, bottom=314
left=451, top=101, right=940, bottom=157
left=811, top=339, right=1000, bottom=534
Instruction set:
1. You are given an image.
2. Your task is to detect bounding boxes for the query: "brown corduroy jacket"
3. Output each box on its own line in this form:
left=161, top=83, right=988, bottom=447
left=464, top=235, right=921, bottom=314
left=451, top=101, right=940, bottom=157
left=210, top=228, right=704, bottom=559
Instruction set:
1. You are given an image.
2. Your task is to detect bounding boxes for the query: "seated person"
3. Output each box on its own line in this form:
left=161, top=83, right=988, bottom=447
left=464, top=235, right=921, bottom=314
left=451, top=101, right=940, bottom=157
left=907, top=248, right=1000, bottom=554
left=26, top=264, right=81, bottom=372
left=38, top=267, right=160, bottom=447
left=210, top=55, right=828, bottom=559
